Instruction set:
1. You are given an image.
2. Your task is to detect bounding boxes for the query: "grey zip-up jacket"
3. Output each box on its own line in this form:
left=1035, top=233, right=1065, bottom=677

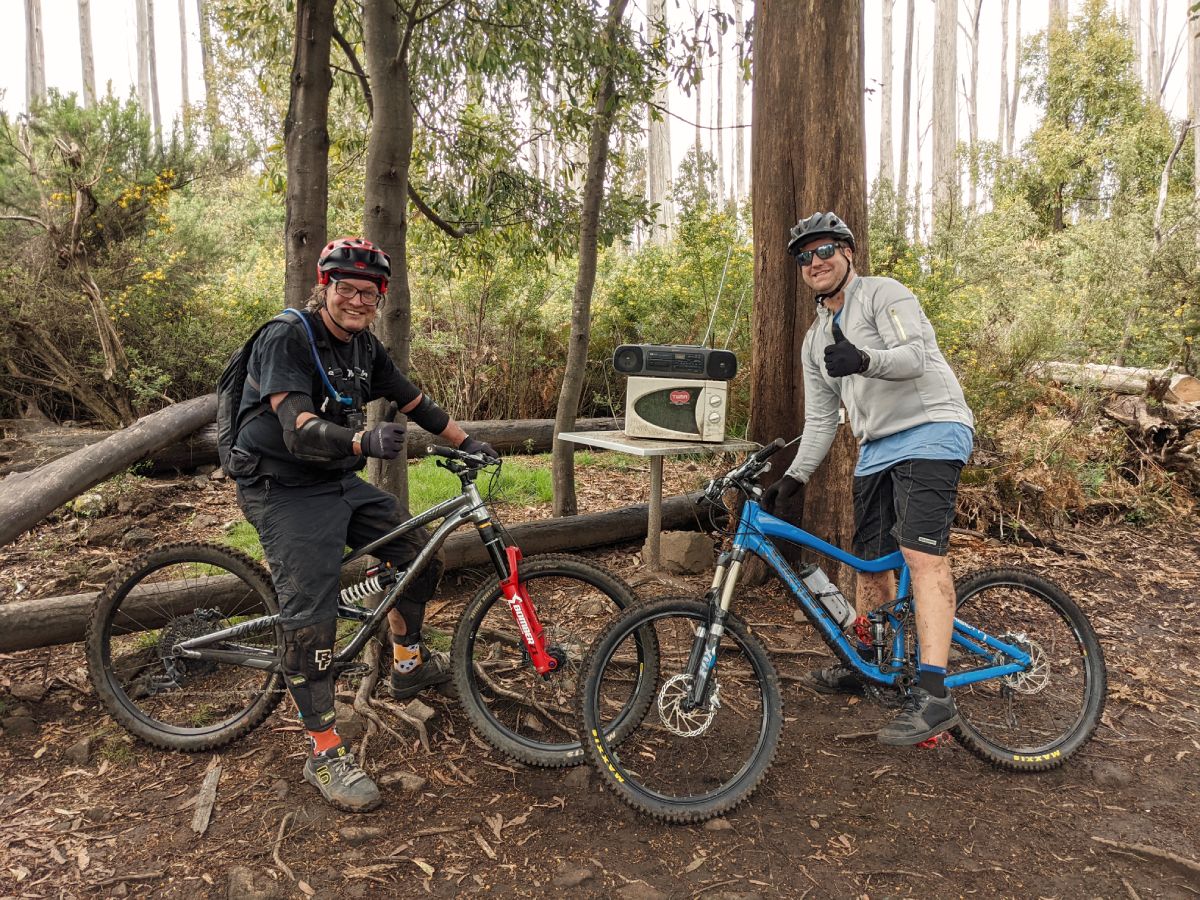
left=784, top=275, right=974, bottom=483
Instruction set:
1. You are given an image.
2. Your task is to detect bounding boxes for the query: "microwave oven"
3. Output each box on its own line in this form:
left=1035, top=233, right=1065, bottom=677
left=624, top=376, right=728, bottom=443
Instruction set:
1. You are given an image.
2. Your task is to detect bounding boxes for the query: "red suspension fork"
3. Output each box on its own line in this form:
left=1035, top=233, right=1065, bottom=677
left=500, top=547, right=557, bottom=674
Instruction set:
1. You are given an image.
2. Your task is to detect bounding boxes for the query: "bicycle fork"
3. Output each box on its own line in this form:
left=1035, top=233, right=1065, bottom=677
left=684, top=550, right=742, bottom=709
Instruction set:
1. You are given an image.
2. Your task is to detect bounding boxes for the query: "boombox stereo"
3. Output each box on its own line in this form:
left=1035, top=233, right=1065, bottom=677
left=612, top=344, right=738, bottom=381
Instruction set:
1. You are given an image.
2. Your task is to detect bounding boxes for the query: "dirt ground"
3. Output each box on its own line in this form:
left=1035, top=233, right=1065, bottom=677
left=1, top=465, right=1199, bottom=900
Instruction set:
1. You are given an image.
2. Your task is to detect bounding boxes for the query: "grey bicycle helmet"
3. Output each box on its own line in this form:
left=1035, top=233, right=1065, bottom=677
left=787, top=212, right=856, bottom=255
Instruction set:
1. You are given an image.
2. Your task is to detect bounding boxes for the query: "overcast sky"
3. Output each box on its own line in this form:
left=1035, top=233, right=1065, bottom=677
left=3, top=1, right=1193, bottom=202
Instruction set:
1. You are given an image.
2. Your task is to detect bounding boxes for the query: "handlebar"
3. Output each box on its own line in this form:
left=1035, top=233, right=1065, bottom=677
left=429, top=445, right=498, bottom=469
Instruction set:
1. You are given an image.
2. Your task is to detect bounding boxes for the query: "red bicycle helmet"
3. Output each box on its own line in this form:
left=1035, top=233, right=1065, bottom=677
left=317, top=237, right=391, bottom=294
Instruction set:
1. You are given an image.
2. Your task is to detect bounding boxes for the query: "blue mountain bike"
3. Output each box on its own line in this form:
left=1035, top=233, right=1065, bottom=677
left=578, top=439, right=1107, bottom=823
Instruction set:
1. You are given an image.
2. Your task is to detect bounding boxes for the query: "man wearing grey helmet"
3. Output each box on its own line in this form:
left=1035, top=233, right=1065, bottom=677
left=760, top=212, right=974, bottom=746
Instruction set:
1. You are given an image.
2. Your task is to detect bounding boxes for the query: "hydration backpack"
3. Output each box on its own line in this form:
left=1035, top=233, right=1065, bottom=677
left=215, top=312, right=301, bottom=477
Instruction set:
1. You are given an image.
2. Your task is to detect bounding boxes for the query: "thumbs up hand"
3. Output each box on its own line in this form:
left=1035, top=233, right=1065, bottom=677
left=824, top=323, right=870, bottom=377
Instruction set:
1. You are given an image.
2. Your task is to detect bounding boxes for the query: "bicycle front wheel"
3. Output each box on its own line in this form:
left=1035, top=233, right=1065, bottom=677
left=450, top=554, right=655, bottom=767
left=86, top=542, right=286, bottom=752
left=579, top=596, right=782, bottom=824
left=949, top=568, right=1106, bottom=771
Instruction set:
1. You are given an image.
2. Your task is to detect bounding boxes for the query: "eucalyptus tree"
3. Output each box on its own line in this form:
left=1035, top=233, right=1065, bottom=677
left=932, top=0, right=956, bottom=218
left=78, top=0, right=96, bottom=108
left=750, top=0, right=869, bottom=578
left=25, top=0, right=46, bottom=110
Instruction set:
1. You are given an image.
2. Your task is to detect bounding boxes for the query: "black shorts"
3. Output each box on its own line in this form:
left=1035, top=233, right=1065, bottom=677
left=236, top=474, right=441, bottom=630
left=852, top=459, right=963, bottom=559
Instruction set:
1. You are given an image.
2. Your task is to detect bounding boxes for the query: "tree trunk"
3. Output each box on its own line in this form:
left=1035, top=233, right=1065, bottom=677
left=196, top=0, right=217, bottom=131
left=0, top=396, right=216, bottom=548
left=1193, top=5, right=1199, bottom=250
left=932, top=0, right=957, bottom=220
left=136, top=0, right=151, bottom=111
left=177, top=0, right=190, bottom=134
left=0, top=415, right=625, bottom=479
left=25, top=0, right=46, bottom=110
left=879, top=0, right=894, bottom=187
left=1129, top=0, right=1143, bottom=94
left=898, top=0, right=914, bottom=201
left=363, top=0, right=415, bottom=506
left=734, top=0, right=746, bottom=210
left=750, top=0, right=868, bottom=589
left=282, top=0, right=334, bottom=311
left=963, top=0, right=981, bottom=211
left=647, top=0, right=674, bottom=245
left=1147, top=0, right=1161, bottom=101
left=1035, top=362, right=1200, bottom=403
left=999, top=0, right=1009, bottom=156
left=552, top=0, right=630, bottom=518
left=690, top=0, right=702, bottom=164
left=716, top=19, right=726, bottom=208
left=78, top=0, right=96, bottom=107
left=146, top=0, right=162, bottom=150
left=0, top=491, right=712, bottom=653
left=1008, top=0, right=1021, bottom=156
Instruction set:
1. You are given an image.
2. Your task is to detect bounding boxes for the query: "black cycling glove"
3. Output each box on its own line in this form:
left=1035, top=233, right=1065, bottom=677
left=824, top=323, right=870, bottom=378
left=761, top=475, right=804, bottom=514
left=360, top=422, right=406, bottom=459
left=459, top=435, right=499, bottom=460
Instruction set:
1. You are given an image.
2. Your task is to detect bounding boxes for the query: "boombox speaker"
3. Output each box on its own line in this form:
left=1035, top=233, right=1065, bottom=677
left=612, top=344, right=738, bottom=381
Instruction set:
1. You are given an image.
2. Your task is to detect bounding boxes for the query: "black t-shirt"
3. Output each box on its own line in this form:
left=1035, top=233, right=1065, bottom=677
left=235, top=311, right=421, bottom=484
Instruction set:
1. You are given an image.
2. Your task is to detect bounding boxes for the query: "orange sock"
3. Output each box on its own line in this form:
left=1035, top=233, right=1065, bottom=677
left=308, top=726, right=342, bottom=756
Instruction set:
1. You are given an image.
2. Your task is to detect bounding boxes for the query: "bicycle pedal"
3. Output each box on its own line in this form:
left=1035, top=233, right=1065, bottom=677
left=917, top=732, right=951, bottom=750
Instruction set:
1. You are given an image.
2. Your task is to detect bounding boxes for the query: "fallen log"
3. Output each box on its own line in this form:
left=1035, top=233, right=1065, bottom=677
left=0, top=410, right=624, bottom=476
left=0, top=491, right=712, bottom=652
left=0, top=396, right=217, bottom=549
left=1034, top=362, right=1200, bottom=404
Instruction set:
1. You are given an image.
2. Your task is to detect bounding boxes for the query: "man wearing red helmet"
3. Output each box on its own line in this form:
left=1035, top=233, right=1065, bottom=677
left=230, top=237, right=498, bottom=811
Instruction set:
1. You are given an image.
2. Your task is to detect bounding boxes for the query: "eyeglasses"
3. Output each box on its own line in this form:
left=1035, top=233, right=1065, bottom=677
left=793, top=242, right=843, bottom=267
left=331, top=280, right=382, bottom=306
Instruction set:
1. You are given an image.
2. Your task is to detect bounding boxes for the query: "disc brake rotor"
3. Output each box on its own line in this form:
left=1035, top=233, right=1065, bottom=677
left=657, top=673, right=721, bottom=737
left=1000, top=632, right=1049, bottom=694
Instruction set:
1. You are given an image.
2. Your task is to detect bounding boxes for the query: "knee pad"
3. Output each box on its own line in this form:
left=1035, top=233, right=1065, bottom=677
left=283, top=620, right=337, bottom=731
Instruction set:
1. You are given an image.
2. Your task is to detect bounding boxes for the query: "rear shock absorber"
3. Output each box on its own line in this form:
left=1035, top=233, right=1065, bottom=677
left=339, top=565, right=399, bottom=606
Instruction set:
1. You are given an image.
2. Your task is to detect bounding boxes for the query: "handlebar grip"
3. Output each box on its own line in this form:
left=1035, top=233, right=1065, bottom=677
left=429, top=445, right=458, bottom=458
left=752, top=438, right=786, bottom=463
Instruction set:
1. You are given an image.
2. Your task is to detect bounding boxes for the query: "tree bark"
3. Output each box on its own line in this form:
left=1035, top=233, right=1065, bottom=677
left=0, top=396, right=216, bottom=548
left=362, top=0, right=415, bottom=506
left=1147, top=0, right=1161, bottom=101
left=898, top=0, right=914, bottom=201
left=962, top=0, right=981, bottom=211
left=716, top=16, right=726, bottom=208
left=136, top=0, right=151, bottom=111
left=932, top=0, right=957, bottom=220
left=196, top=0, right=217, bottom=131
left=552, top=0, right=631, bottom=517
left=734, top=0, right=747, bottom=209
left=1192, top=1, right=1199, bottom=248
left=78, top=0, right=96, bottom=107
left=879, top=0, right=894, bottom=187
left=750, top=0, right=868, bottom=588
left=1035, top=362, right=1200, bottom=403
left=282, top=0, right=334, bottom=312
left=25, top=0, right=46, bottom=110
left=1008, top=0, right=1021, bottom=156
left=146, top=0, right=163, bottom=150
left=647, top=0, right=674, bottom=245
left=1129, top=0, right=1143, bottom=94
left=999, top=0, right=1009, bottom=156
left=178, top=0, right=190, bottom=133
left=0, top=491, right=712, bottom=653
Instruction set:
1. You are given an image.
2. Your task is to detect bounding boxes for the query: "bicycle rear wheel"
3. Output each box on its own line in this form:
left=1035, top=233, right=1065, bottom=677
left=949, top=568, right=1106, bottom=771
left=578, top=596, right=782, bottom=823
left=450, top=554, right=656, bottom=767
left=86, top=542, right=286, bottom=752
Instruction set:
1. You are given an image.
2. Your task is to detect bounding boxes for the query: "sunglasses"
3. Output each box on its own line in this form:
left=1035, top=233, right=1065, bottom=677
left=793, top=242, right=843, bottom=267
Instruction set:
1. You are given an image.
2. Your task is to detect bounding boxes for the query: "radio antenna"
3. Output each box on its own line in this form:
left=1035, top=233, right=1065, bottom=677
left=723, top=284, right=749, bottom=349
left=701, top=244, right=733, bottom=348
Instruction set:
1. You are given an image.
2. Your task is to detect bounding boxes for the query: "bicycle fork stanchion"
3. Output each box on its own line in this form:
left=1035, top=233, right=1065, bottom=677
left=686, top=551, right=742, bottom=708
left=498, top=546, right=559, bottom=676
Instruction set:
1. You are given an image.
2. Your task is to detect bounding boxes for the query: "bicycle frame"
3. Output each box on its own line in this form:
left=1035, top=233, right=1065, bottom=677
left=176, top=471, right=559, bottom=675
left=713, top=498, right=1030, bottom=691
